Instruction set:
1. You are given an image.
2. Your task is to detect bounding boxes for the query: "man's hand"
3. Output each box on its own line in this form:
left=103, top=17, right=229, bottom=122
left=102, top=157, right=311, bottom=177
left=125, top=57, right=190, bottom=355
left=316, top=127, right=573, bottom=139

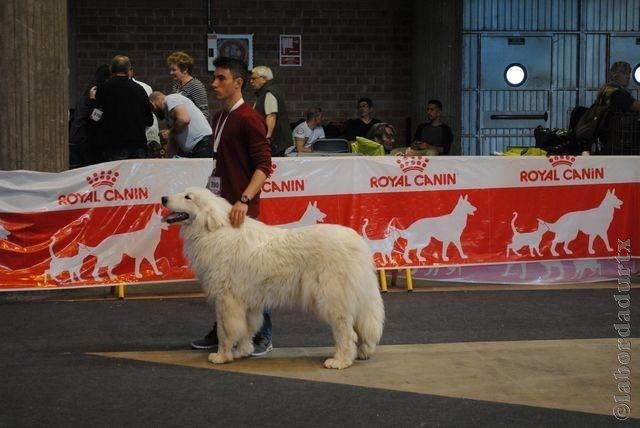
left=160, top=129, right=171, bottom=142
left=229, top=201, right=248, bottom=227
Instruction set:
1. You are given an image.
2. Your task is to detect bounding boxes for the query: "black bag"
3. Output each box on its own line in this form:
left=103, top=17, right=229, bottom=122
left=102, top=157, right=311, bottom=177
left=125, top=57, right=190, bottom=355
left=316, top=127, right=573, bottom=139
left=534, top=126, right=579, bottom=155
left=574, top=84, right=621, bottom=150
left=575, top=104, right=610, bottom=142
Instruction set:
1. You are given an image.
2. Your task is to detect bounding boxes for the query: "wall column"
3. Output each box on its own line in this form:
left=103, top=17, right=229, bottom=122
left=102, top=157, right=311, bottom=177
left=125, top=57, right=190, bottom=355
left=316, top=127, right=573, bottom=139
left=411, top=0, right=462, bottom=154
left=0, top=1, right=68, bottom=171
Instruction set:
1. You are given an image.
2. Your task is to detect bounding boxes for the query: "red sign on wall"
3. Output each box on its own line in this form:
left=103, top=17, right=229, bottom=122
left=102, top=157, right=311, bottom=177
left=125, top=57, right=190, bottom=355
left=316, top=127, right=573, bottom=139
left=280, top=34, right=302, bottom=66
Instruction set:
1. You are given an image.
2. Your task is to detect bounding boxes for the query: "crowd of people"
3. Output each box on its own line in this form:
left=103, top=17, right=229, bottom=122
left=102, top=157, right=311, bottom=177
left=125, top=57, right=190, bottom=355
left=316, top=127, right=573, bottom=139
left=65, top=52, right=640, bottom=361
left=69, top=51, right=455, bottom=168
left=66, top=51, right=457, bottom=359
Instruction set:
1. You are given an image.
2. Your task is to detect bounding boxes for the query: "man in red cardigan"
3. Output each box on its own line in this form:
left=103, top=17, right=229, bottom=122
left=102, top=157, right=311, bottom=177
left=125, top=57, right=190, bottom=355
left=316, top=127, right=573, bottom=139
left=190, top=57, right=274, bottom=356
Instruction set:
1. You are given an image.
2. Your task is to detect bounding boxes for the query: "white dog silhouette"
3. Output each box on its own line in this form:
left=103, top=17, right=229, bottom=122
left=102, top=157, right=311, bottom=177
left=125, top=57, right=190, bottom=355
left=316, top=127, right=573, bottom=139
left=544, top=189, right=622, bottom=256
left=276, top=201, right=326, bottom=229
left=89, top=209, right=168, bottom=280
left=391, top=195, right=477, bottom=263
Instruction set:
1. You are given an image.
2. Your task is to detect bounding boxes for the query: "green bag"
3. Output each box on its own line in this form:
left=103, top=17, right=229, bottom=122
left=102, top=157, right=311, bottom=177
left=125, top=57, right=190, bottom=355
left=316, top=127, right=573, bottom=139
left=504, top=146, right=547, bottom=156
left=353, top=137, right=385, bottom=156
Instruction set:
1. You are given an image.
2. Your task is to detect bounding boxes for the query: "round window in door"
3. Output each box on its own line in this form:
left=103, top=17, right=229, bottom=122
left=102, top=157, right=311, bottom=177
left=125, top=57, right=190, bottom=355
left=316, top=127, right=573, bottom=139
left=504, top=63, right=527, bottom=87
left=633, top=64, right=640, bottom=85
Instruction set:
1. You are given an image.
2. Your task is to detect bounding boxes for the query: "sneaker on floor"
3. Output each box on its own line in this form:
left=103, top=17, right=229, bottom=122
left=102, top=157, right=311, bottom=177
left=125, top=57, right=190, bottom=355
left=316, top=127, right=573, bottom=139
left=190, top=324, right=218, bottom=350
left=250, top=334, right=273, bottom=357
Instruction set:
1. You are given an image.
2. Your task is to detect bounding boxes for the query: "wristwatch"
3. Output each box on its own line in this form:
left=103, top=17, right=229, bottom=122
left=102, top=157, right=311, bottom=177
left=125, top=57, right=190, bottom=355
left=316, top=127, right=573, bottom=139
left=240, top=194, right=251, bottom=204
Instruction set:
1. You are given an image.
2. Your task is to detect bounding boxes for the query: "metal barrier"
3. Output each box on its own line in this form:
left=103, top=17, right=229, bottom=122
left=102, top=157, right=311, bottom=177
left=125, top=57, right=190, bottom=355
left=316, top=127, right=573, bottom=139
left=608, top=112, right=640, bottom=155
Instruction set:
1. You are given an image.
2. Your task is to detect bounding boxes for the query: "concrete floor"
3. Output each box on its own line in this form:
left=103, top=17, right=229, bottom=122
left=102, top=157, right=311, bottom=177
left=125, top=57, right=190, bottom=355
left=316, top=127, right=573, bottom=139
left=1, top=284, right=638, bottom=427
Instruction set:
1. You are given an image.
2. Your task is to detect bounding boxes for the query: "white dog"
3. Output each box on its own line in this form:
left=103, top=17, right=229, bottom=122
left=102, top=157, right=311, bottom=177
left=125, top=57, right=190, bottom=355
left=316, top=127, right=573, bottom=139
left=161, top=187, right=385, bottom=369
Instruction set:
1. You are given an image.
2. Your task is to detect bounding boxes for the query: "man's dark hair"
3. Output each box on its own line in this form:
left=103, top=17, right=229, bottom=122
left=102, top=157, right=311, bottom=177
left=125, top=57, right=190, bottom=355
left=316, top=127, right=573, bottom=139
left=110, top=55, right=131, bottom=75
left=305, top=107, right=322, bottom=121
left=358, top=97, right=373, bottom=108
left=213, top=56, right=248, bottom=89
left=92, top=64, right=110, bottom=86
left=427, top=99, right=443, bottom=110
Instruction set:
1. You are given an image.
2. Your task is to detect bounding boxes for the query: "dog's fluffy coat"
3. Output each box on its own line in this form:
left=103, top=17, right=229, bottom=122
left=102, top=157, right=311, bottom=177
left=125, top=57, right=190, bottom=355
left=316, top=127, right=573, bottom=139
left=162, top=187, right=384, bottom=369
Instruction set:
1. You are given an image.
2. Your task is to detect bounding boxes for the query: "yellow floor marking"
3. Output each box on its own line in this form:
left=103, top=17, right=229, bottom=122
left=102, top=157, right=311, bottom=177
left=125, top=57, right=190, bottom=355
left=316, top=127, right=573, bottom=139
left=90, top=338, right=639, bottom=417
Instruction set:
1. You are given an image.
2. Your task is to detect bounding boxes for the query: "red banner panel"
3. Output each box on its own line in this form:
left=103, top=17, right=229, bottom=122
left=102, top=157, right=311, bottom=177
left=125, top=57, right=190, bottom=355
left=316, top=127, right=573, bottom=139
left=0, top=156, right=638, bottom=290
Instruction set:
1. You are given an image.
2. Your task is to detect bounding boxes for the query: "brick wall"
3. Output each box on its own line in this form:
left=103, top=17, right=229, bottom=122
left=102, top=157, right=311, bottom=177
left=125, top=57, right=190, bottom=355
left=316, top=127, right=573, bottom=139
left=71, top=0, right=412, bottom=143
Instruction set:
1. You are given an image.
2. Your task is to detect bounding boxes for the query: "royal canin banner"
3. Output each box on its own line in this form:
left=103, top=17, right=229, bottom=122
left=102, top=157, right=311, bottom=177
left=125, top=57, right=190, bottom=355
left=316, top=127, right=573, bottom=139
left=0, top=156, right=638, bottom=291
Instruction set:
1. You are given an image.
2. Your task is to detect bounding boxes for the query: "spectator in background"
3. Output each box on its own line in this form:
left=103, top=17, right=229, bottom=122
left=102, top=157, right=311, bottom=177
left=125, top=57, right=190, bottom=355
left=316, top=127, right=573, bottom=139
left=148, top=91, right=212, bottom=157
left=94, top=55, right=153, bottom=161
left=588, top=61, right=640, bottom=154
left=250, top=65, right=292, bottom=156
left=367, top=122, right=396, bottom=154
left=344, top=97, right=381, bottom=141
left=601, top=61, right=640, bottom=113
left=69, top=64, right=110, bottom=168
left=405, top=99, right=452, bottom=156
left=129, top=66, right=161, bottom=155
left=167, top=51, right=210, bottom=120
left=288, top=107, right=325, bottom=154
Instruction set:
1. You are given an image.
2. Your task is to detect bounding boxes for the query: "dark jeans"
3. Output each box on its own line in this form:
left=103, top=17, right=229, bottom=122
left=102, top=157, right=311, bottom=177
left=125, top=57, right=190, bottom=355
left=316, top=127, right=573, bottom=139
left=179, top=136, right=212, bottom=158
left=259, top=309, right=272, bottom=340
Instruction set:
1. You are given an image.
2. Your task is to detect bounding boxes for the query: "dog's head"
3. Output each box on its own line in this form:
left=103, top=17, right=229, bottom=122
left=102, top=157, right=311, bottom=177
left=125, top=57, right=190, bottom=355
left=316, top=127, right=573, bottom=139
left=161, top=187, right=231, bottom=231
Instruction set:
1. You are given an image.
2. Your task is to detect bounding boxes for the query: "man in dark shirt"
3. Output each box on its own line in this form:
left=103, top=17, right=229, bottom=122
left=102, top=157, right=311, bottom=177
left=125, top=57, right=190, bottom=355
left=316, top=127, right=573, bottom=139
left=604, top=62, right=640, bottom=112
left=95, top=55, right=153, bottom=161
left=344, top=97, right=381, bottom=141
left=407, top=99, right=453, bottom=156
left=592, top=62, right=640, bottom=154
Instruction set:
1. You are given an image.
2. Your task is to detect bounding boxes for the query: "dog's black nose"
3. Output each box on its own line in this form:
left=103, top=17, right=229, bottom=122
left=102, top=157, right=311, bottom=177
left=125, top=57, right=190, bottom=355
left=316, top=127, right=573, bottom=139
left=161, top=196, right=168, bottom=206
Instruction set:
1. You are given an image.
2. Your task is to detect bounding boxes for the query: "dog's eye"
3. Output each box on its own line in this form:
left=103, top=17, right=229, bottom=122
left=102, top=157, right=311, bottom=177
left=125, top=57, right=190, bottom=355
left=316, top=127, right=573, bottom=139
left=185, top=194, right=191, bottom=200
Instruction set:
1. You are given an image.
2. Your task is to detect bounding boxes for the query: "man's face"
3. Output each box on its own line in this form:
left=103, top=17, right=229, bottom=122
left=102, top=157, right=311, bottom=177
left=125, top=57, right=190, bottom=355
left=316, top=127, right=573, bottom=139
left=358, top=101, right=371, bottom=118
left=168, top=64, right=189, bottom=82
left=250, top=72, right=266, bottom=91
left=426, top=104, right=442, bottom=122
left=616, top=69, right=631, bottom=87
left=211, top=67, right=241, bottom=101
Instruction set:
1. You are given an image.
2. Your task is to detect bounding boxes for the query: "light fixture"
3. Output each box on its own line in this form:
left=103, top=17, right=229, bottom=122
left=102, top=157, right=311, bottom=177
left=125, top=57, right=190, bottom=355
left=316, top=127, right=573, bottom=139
left=504, top=63, right=527, bottom=87
left=633, top=64, right=640, bottom=85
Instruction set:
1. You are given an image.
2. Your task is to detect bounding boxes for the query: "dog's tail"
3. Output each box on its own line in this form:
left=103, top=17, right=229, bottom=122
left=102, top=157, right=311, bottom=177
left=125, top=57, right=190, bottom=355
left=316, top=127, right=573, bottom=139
left=354, top=271, right=385, bottom=359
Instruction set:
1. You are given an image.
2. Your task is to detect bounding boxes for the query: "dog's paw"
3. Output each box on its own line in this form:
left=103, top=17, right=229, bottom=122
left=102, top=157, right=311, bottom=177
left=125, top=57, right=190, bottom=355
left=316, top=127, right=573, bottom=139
left=323, top=358, right=353, bottom=369
left=208, top=352, right=231, bottom=364
left=232, top=341, right=254, bottom=359
left=356, top=350, right=370, bottom=360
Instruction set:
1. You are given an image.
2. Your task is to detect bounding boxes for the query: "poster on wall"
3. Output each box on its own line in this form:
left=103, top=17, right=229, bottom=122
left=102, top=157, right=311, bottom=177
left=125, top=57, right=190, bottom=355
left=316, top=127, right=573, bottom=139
left=207, top=33, right=254, bottom=71
left=280, top=34, right=302, bottom=66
